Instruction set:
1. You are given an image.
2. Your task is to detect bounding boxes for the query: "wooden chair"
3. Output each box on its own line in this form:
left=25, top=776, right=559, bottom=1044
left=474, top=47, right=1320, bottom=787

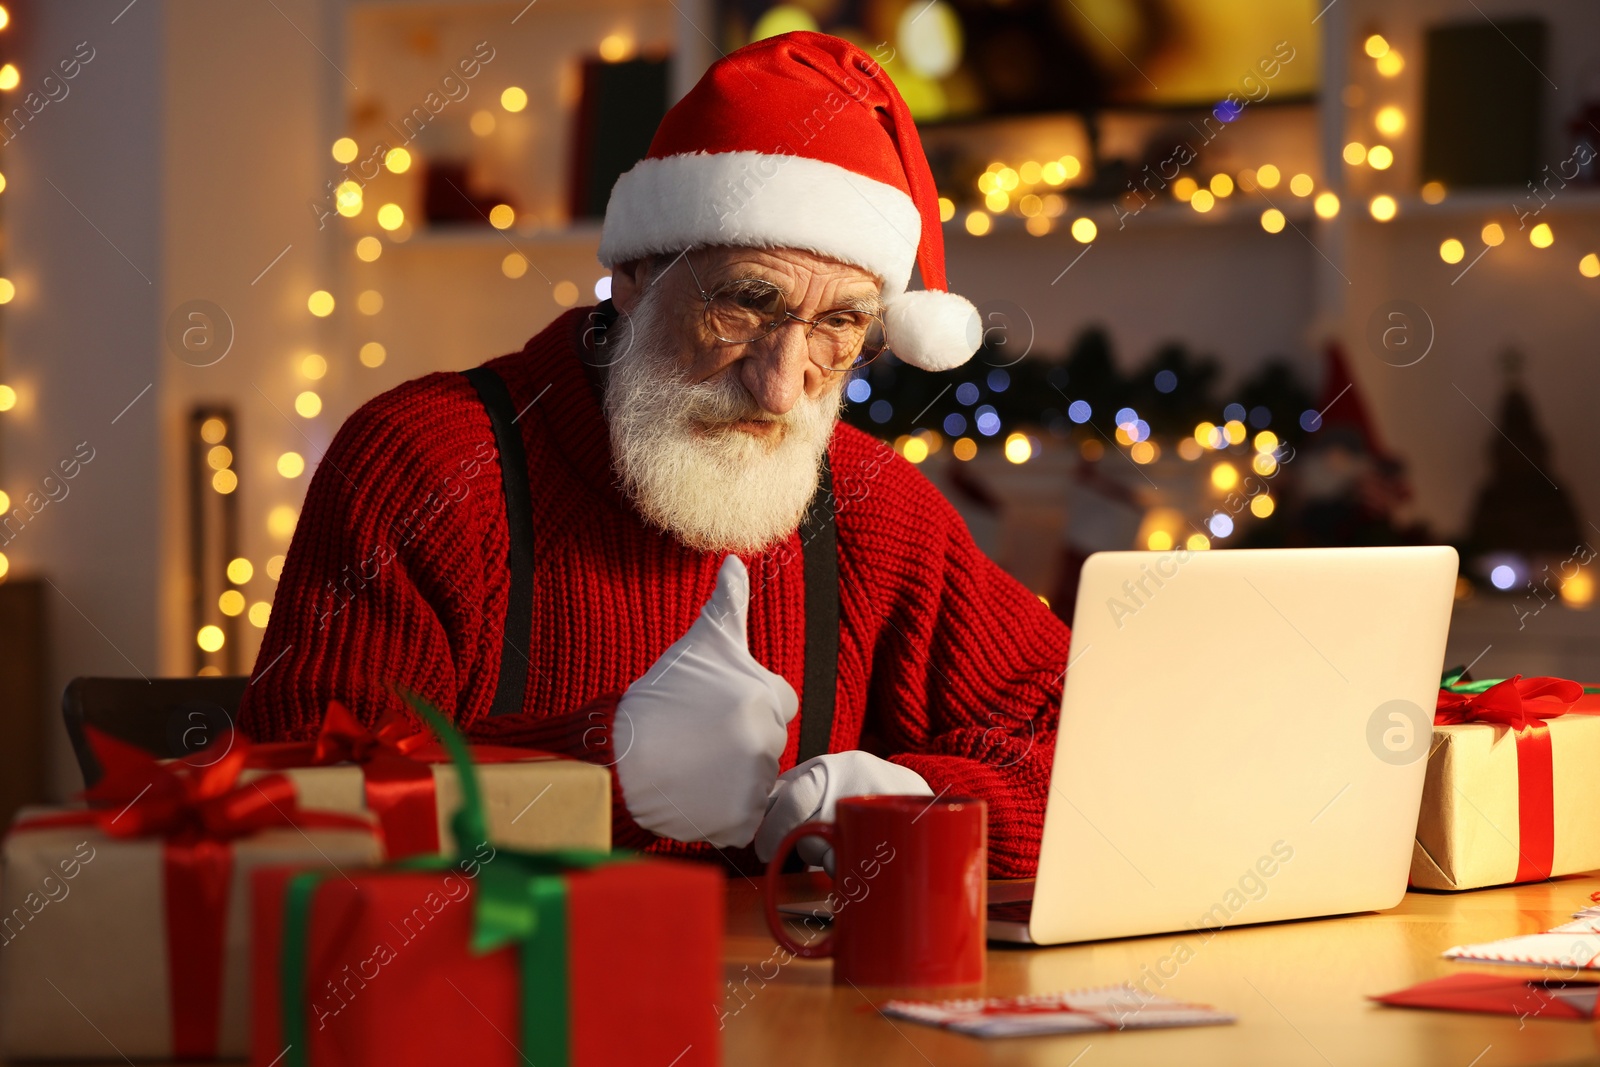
left=62, top=676, right=249, bottom=787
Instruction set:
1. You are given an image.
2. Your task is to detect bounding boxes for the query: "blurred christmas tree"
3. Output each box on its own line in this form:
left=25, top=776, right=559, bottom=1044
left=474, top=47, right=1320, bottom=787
left=1462, top=352, right=1582, bottom=557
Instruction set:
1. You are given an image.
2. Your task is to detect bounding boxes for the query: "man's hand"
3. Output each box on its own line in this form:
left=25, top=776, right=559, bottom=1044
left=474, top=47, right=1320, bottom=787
left=754, top=751, right=932, bottom=872
left=614, top=556, right=798, bottom=847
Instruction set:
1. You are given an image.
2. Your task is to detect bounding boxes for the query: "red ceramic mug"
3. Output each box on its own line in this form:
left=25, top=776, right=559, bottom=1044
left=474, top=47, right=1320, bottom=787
left=762, top=794, right=986, bottom=987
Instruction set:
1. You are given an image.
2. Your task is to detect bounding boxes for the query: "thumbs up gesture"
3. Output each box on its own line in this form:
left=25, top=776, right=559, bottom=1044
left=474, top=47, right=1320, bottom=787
left=614, top=556, right=799, bottom=847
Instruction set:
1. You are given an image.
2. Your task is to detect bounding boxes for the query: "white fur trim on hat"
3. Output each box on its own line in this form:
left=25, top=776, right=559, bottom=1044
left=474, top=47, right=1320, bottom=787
left=885, top=289, right=982, bottom=372
left=599, top=151, right=922, bottom=294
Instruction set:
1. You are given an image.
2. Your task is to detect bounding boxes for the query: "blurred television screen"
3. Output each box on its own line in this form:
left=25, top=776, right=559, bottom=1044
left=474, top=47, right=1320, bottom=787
left=717, top=0, right=1321, bottom=120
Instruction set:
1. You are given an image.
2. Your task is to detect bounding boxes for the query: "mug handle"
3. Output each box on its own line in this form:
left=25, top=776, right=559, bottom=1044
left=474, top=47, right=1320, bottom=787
left=762, top=820, right=837, bottom=959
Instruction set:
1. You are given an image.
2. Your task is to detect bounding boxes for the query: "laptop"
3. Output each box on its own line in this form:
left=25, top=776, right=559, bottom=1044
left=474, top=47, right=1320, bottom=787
left=987, top=545, right=1459, bottom=944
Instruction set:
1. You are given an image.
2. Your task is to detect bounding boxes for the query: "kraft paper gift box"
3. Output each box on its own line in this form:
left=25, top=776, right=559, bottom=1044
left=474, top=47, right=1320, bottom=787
left=240, top=701, right=612, bottom=859
left=0, top=734, right=383, bottom=1061
left=251, top=700, right=722, bottom=1067
left=1410, top=675, right=1600, bottom=892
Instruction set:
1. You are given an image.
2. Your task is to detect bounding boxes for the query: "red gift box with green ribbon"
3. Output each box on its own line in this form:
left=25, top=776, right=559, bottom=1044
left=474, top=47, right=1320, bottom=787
left=0, top=731, right=382, bottom=1061
left=1411, top=671, right=1600, bottom=891
left=250, top=697, right=723, bottom=1067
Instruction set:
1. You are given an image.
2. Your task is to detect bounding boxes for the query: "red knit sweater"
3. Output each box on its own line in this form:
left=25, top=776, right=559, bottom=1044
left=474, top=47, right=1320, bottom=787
left=239, top=308, right=1072, bottom=877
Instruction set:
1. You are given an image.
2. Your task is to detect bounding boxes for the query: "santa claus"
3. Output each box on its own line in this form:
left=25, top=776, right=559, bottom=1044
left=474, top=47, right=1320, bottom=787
left=240, top=31, right=1071, bottom=877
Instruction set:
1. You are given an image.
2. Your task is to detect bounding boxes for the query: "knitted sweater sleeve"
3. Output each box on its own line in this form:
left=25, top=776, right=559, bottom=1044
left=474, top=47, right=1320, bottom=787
left=236, top=375, right=592, bottom=739
left=846, top=451, right=1072, bottom=879
left=236, top=372, right=655, bottom=844
left=234, top=374, right=483, bottom=739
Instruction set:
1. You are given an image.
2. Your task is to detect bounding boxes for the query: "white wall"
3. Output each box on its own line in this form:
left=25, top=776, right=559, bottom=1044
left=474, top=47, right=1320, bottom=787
left=5, top=0, right=167, bottom=794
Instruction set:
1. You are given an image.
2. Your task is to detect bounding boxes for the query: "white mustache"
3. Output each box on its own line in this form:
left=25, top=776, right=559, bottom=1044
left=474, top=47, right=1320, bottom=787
left=602, top=283, right=839, bottom=553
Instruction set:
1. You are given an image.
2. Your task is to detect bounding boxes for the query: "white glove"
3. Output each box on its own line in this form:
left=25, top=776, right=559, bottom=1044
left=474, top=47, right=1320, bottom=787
left=613, top=556, right=798, bottom=847
left=754, top=751, right=932, bottom=873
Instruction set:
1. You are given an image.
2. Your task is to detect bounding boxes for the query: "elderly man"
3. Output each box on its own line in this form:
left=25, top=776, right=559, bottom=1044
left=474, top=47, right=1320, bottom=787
left=239, top=31, right=1071, bottom=877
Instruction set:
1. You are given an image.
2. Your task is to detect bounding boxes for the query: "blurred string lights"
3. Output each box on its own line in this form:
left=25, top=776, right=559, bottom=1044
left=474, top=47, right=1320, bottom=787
left=947, top=28, right=1600, bottom=278
left=948, top=152, right=1337, bottom=240
left=877, top=370, right=1294, bottom=550
left=216, top=39, right=633, bottom=657
left=1350, top=30, right=1599, bottom=274
left=0, top=4, right=14, bottom=584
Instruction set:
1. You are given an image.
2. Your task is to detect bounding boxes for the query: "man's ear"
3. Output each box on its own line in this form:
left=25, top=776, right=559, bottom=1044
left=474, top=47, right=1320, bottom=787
left=610, top=257, right=654, bottom=314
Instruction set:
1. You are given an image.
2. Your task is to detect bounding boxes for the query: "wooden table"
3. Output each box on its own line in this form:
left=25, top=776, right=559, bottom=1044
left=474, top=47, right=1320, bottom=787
left=730, top=873, right=1600, bottom=1066
left=11, top=874, right=1599, bottom=1066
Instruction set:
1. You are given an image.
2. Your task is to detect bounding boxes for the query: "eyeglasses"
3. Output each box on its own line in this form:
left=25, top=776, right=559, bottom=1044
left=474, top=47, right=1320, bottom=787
left=682, top=254, right=889, bottom=373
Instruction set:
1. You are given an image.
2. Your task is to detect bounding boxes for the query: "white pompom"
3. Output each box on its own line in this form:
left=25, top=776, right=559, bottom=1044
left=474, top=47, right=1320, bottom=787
left=884, top=290, right=983, bottom=372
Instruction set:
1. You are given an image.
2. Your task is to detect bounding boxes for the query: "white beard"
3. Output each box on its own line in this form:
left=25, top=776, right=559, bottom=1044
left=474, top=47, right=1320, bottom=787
left=602, top=283, right=841, bottom=554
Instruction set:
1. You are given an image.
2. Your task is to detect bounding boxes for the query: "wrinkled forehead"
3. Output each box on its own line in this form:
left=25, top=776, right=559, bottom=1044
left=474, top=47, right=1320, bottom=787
left=680, top=245, right=884, bottom=304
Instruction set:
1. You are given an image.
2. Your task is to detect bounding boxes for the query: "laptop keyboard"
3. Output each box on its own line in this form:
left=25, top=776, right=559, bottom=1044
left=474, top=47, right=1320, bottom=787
left=986, top=898, right=1034, bottom=923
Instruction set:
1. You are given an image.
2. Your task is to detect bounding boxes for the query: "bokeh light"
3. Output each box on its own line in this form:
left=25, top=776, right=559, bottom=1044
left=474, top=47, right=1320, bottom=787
left=268, top=505, right=299, bottom=539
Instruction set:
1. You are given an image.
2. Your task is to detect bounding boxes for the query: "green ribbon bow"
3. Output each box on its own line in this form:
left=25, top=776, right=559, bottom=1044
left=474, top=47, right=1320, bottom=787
left=279, top=692, right=630, bottom=1067
left=1440, top=667, right=1600, bottom=694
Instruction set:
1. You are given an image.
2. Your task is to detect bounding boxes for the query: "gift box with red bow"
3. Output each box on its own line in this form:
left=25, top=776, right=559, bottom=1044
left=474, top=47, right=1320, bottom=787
left=0, top=732, right=383, bottom=1060
left=240, top=702, right=611, bottom=860
left=251, top=699, right=723, bottom=1067
left=1411, top=673, right=1600, bottom=891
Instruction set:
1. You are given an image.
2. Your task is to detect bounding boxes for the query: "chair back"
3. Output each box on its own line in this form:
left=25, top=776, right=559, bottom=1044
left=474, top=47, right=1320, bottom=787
left=62, top=676, right=249, bottom=787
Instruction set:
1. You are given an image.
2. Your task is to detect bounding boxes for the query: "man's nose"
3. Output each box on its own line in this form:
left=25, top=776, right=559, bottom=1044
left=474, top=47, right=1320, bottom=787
left=737, top=323, right=814, bottom=415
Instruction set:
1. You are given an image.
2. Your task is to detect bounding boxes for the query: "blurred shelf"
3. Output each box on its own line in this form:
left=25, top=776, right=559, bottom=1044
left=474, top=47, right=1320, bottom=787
left=946, top=196, right=1316, bottom=239
left=384, top=221, right=605, bottom=249
left=1375, top=186, right=1600, bottom=223
left=349, top=0, right=671, bottom=14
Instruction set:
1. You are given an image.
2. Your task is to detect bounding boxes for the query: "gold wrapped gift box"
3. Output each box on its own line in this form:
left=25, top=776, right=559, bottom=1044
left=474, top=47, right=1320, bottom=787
left=1411, top=693, right=1600, bottom=891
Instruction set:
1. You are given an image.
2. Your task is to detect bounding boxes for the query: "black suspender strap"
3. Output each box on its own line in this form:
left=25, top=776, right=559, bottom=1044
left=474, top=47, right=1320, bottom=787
left=463, top=366, right=535, bottom=718
left=796, top=456, right=839, bottom=763
left=465, top=357, right=839, bottom=741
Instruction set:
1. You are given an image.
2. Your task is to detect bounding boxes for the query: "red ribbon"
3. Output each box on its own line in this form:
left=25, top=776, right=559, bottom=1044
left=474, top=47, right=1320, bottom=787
left=1435, top=676, right=1586, bottom=883
left=12, top=730, right=373, bottom=1059
left=244, top=702, right=554, bottom=859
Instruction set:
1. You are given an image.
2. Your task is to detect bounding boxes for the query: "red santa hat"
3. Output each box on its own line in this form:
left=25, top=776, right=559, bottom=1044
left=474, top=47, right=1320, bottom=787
left=598, top=31, right=981, bottom=372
